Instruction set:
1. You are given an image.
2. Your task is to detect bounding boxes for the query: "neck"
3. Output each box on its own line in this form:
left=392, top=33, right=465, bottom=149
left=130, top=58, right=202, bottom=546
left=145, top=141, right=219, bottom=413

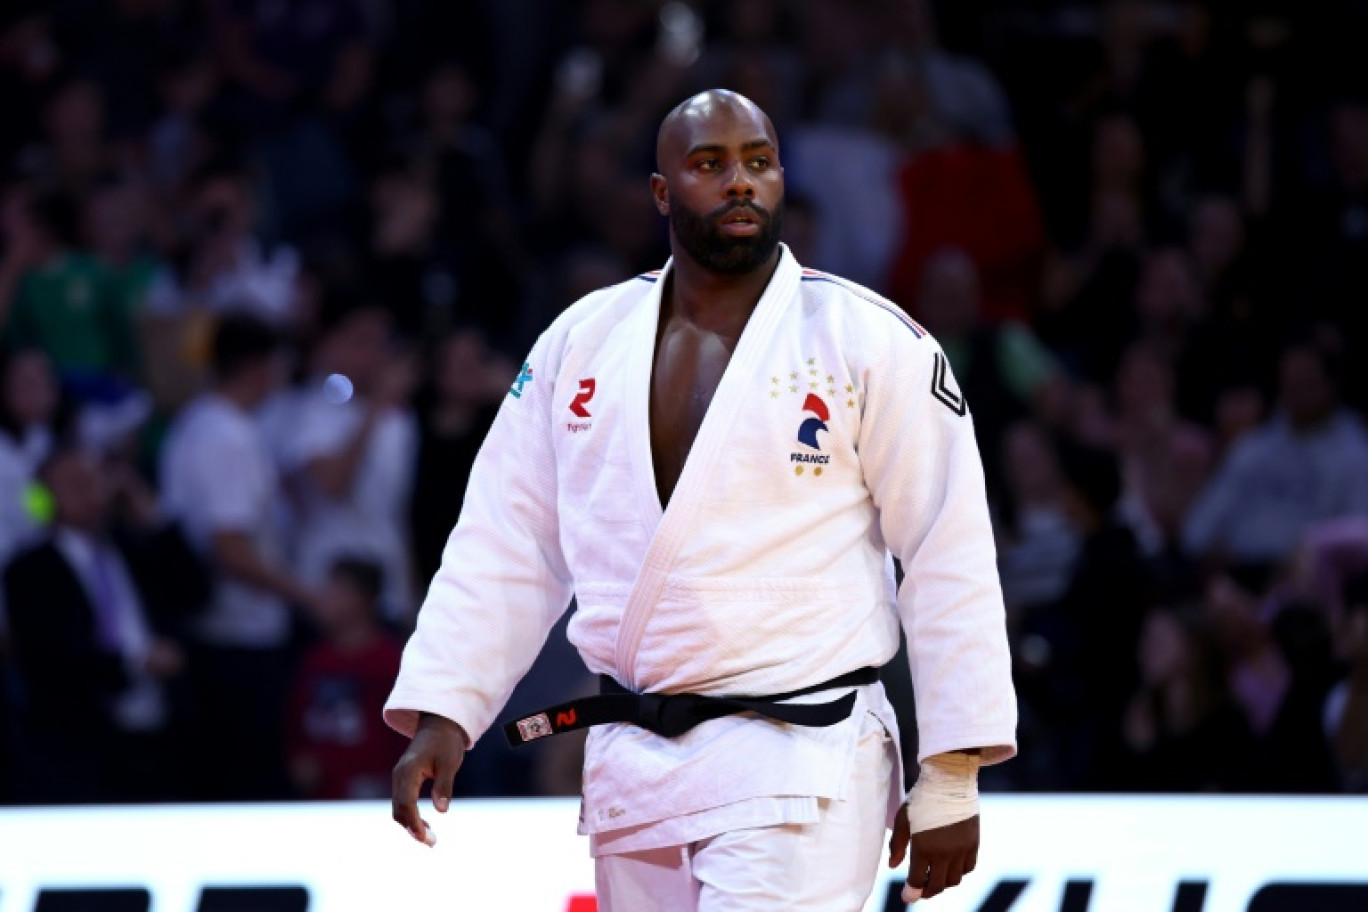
left=665, top=244, right=781, bottom=335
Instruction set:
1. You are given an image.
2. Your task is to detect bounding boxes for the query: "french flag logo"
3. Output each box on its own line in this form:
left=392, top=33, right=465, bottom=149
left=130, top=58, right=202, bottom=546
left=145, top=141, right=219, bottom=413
left=797, top=393, right=830, bottom=450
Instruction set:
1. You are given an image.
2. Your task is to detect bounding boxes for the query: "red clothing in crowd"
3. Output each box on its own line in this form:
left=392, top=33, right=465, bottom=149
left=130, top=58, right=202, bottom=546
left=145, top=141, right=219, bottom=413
left=886, top=142, right=1047, bottom=323
left=285, top=633, right=408, bottom=800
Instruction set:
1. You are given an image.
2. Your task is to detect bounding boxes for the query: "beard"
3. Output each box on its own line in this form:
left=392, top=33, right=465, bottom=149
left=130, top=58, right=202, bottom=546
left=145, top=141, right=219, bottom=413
left=669, top=196, right=785, bottom=275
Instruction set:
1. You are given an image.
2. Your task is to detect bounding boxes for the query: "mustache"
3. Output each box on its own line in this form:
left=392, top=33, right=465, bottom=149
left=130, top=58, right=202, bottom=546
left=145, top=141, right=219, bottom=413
left=709, top=200, right=770, bottom=221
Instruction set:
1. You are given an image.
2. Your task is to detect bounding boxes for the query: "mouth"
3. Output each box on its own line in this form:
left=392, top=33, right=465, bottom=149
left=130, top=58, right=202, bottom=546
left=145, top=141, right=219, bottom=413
left=717, top=206, right=763, bottom=236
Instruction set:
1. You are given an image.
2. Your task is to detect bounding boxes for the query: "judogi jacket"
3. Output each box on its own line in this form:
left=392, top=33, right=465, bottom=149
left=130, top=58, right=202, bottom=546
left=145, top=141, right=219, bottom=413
left=385, top=245, right=1016, bottom=852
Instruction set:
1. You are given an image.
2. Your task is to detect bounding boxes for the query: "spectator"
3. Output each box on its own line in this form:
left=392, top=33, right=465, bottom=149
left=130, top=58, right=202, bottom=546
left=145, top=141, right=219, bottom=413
left=1111, top=342, right=1215, bottom=556
left=285, top=555, right=405, bottom=800
left=145, top=163, right=300, bottom=326
left=0, top=348, right=61, bottom=569
left=159, top=312, right=314, bottom=800
left=282, top=301, right=418, bottom=625
left=409, top=328, right=504, bottom=586
left=1183, top=340, right=1368, bottom=569
left=1327, top=571, right=1368, bottom=791
left=996, top=420, right=1085, bottom=614
left=364, top=162, right=457, bottom=339
left=1205, top=573, right=1338, bottom=792
left=84, top=176, right=161, bottom=356
left=1, top=188, right=140, bottom=392
left=1114, top=605, right=1256, bottom=791
left=913, top=247, right=1065, bottom=500
left=4, top=446, right=189, bottom=802
left=881, top=54, right=1048, bottom=323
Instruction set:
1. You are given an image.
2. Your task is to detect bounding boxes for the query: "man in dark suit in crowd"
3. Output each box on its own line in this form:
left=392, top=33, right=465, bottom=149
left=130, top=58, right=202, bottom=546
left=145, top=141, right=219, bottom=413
left=4, top=445, right=204, bottom=803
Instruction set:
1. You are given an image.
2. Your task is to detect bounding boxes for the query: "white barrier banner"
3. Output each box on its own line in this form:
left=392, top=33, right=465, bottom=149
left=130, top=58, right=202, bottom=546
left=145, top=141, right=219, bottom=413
left=1, top=796, right=1366, bottom=911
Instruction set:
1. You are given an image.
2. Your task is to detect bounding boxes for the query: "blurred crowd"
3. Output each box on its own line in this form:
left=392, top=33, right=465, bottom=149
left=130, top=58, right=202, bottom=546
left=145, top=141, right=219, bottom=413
left=2, top=0, right=1367, bottom=804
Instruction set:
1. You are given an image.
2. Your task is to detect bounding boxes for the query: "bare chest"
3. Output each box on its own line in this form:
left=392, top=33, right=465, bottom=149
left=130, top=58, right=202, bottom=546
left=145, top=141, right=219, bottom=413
left=648, top=320, right=737, bottom=508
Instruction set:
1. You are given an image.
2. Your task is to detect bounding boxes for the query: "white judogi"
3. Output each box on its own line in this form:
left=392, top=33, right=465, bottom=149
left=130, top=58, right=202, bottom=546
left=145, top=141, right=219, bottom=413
left=385, top=245, right=1015, bottom=860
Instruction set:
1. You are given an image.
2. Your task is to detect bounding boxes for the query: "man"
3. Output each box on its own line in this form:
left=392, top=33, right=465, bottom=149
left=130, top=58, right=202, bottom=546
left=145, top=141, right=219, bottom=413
left=387, top=90, right=1016, bottom=909
left=160, top=312, right=316, bottom=799
left=1183, top=338, right=1368, bottom=569
left=281, top=300, right=418, bottom=624
left=5, top=446, right=188, bottom=802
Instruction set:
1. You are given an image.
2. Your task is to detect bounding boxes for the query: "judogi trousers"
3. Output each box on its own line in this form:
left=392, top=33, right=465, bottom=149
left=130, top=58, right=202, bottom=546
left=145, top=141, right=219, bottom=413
left=595, top=711, right=896, bottom=911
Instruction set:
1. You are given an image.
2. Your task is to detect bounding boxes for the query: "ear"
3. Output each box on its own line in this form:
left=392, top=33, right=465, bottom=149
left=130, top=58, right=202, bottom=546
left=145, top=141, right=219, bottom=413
left=649, top=173, right=669, bottom=216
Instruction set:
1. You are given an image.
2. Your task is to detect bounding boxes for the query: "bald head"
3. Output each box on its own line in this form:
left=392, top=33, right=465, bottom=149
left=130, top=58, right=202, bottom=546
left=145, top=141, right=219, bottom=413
left=656, top=89, right=777, bottom=172
left=650, top=89, right=786, bottom=276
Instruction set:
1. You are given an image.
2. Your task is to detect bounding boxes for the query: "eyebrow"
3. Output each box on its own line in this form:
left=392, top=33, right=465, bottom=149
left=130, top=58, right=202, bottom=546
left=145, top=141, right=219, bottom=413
left=684, top=138, right=776, bottom=157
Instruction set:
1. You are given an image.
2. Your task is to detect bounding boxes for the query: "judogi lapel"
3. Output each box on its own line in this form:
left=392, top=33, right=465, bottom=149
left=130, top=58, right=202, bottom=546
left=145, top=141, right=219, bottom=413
left=614, top=248, right=803, bottom=689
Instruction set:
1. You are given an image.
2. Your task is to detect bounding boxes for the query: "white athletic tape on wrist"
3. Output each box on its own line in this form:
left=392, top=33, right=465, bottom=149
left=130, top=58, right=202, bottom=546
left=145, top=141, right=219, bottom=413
left=905, top=752, right=980, bottom=834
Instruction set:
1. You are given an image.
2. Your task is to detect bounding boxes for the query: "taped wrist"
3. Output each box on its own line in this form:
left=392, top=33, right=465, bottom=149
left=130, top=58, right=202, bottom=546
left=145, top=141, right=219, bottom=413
left=905, top=751, right=980, bottom=834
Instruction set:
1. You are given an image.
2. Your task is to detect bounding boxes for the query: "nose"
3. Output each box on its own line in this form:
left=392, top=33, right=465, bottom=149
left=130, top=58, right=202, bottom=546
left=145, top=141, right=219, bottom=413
left=723, top=161, right=756, bottom=199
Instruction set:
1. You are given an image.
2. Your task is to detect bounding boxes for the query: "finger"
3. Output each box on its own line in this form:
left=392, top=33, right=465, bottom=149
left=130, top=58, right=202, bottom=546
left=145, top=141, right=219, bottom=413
left=431, top=746, right=464, bottom=813
left=888, top=806, right=911, bottom=867
left=944, top=855, right=967, bottom=891
left=904, top=841, right=930, bottom=903
left=391, top=755, right=430, bottom=843
left=923, top=856, right=949, bottom=900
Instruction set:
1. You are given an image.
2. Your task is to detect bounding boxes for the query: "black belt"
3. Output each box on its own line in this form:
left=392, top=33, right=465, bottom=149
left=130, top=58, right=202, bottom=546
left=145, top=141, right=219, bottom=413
left=502, top=666, right=878, bottom=747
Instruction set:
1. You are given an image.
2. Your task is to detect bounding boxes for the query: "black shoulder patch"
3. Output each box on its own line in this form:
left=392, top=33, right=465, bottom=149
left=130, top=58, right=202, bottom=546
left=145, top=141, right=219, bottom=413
left=931, top=352, right=967, bottom=416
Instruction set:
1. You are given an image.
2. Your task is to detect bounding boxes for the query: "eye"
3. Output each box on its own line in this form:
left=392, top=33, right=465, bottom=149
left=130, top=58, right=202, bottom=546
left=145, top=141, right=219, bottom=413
left=749, top=156, right=771, bottom=171
left=695, top=158, right=720, bottom=172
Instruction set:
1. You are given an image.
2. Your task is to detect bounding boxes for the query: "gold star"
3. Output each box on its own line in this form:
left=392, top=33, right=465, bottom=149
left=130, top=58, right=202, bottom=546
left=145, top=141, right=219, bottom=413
left=770, top=390, right=779, bottom=398
left=809, top=381, right=819, bottom=389
left=790, top=372, right=798, bottom=380
left=794, top=465, right=804, bottom=476
left=807, top=357, right=815, bottom=365
left=845, top=384, right=853, bottom=393
left=826, top=374, right=834, bottom=383
left=828, top=388, right=836, bottom=397
left=771, top=376, right=779, bottom=384
left=847, top=398, right=855, bottom=408
left=814, top=467, right=823, bottom=477
left=808, top=368, right=817, bottom=376
left=789, top=385, right=798, bottom=393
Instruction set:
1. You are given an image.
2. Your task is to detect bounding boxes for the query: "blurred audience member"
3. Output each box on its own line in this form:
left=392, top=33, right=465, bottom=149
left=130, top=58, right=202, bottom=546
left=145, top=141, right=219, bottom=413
left=1327, top=571, right=1368, bottom=791
left=0, top=348, right=60, bottom=569
left=283, top=301, right=418, bottom=624
left=996, top=420, right=1084, bottom=614
left=914, top=248, right=1065, bottom=499
left=1115, top=605, right=1256, bottom=791
left=1184, top=340, right=1368, bottom=569
left=285, top=556, right=405, bottom=800
left=160, top=313, right=313, bottom=800
left=882, top=55, right=1047, bottom=323
left=1206, top=573, right=1338, bottom=791
left=1, top=188, right=140, bottom=391
left=84, top=176, right=160, bottom=356
left=145, top=163, right=299, bottom=325
left=4, top=446, right=189, bottom=802
left=365, top=162, right=457, bottom=339
left=410, top=328, right=504, bottom=585
left=1111, top=342, right=1215, bottom=556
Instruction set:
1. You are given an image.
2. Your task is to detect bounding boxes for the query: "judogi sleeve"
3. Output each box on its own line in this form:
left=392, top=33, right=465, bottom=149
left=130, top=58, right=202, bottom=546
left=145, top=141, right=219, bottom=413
left=858, top=335, right=1017, bottom=765
left=384, top=335, right=573, bottom=744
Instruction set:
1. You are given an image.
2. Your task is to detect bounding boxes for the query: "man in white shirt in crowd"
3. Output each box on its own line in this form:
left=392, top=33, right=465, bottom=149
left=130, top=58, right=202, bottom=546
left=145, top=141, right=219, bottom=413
left=281, top=299, right=419, bottom=625
left=161, top=312, right=317, bottom=799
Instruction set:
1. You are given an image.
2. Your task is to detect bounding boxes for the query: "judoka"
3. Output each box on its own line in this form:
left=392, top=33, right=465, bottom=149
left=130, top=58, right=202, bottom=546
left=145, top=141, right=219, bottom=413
left=387, top=89, right=1017, bottom=910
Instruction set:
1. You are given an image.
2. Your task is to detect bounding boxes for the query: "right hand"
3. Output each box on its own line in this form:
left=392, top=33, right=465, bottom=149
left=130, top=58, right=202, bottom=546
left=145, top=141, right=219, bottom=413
left=391, top=713, right=467, bottom=847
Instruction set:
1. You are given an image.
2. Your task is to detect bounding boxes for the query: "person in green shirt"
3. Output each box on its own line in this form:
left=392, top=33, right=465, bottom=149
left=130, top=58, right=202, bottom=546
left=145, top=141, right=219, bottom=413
left=1, top=189, right=140, bottom=390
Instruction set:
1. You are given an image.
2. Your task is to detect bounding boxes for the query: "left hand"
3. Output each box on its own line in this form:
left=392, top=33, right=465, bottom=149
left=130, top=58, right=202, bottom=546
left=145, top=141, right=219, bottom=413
left=889, top=808, right=979, bottom=903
